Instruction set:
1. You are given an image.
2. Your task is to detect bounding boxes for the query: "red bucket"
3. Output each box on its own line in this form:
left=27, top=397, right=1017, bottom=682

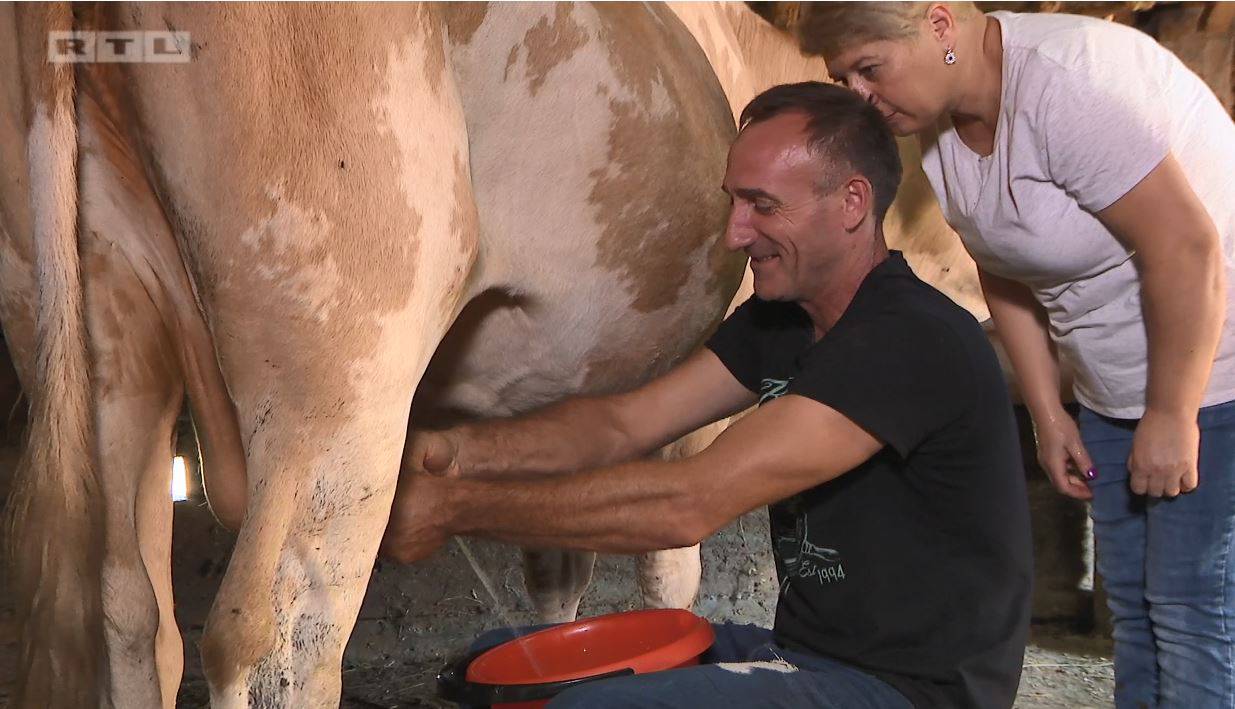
left=437, top=608, right=715, bottom=708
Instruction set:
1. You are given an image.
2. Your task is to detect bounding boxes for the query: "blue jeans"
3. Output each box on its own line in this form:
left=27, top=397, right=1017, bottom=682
left=465, top=623, right=911, bottom=708
left=1082, top=400, right=1235, bottom=708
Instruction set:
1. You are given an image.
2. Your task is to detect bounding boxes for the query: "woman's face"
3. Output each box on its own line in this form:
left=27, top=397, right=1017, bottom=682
left=826, top=28, right=953, bottom=136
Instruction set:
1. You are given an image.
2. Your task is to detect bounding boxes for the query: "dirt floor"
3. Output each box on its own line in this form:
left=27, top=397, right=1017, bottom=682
left=2, top=527, right=1116, bottom=708
left=0, top=577, right=1117, bottom=709
left=1018, top=626, right=1115, bottom=709
left=0, top=432, right=1115, bottom=708
left=165, top=623, right=1115, bottom=708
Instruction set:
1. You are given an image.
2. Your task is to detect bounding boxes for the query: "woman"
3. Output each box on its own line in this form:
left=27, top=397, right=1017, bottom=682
left=799, top=3, right=1235, bottom=707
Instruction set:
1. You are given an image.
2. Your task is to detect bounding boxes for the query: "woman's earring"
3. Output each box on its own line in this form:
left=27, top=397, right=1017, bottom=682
left=944, top=47, right=957, bottom=65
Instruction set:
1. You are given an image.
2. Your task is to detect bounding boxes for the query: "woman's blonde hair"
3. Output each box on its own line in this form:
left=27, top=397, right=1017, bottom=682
left=781, top=2, right=980, bottom=58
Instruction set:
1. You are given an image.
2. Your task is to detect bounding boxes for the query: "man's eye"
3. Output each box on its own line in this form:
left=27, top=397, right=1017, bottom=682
left=754, top=201, right=775, bottom=215
left=858, top=64, right=878, bottom=79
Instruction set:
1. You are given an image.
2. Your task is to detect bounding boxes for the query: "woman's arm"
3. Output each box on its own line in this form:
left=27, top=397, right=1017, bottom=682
left=980, top=267, right=1094, bottom=500
left=980, top=269, right=1063, bottom=425
left=1097, top=154, right=1225, bottom=497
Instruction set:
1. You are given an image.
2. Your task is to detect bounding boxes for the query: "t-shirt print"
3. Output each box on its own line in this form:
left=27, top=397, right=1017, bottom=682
left=759, top=377, right=791, bottom=405
left=778, top=512, right=846, bottom=594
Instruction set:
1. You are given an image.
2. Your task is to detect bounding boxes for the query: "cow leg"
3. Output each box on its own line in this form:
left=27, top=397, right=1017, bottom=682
left=635, top=421, right=730, bottom=610
left=92, top=351, right=184, bottom=709
left=637, top=546, right=702, bottom=610
left=135, top=433, right=183, bottom=708
left=199, top=244, right=476, bottom=707
left=77, top=106, right=187, bottom=707
left=186, top=13, right=479, bottom=704
left=199, top=264, right=475, bottom=707
left=522, top=548, right=597, bottom=623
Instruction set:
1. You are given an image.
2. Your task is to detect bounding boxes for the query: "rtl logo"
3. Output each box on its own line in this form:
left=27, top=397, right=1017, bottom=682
left=49, top=31, right=191, bottom=63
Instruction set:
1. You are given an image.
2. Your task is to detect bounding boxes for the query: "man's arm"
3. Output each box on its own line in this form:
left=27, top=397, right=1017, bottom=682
left=416, top=349, right=757, bottom=478
left=382, top=394, right=882, bottom=561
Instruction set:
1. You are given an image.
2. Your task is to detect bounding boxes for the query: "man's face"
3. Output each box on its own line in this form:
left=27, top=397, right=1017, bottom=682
left=722, top=113, right=846, bottom=303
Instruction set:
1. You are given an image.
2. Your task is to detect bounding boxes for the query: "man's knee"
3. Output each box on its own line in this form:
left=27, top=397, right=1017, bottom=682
left=467, top=624, right=556, bottom=654
left=547, top=682, right=610, bottom=708
left=467, top=627, right=514, bottom=654
left=548, top=675, right=672, bottom=708
left=549, top=682, right=627, bottom=708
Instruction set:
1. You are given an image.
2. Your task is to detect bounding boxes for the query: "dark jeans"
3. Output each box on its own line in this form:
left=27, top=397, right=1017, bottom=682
left=1083, top=400, right=1235, bottom=708
left=466, top=622, right=912, bottom=708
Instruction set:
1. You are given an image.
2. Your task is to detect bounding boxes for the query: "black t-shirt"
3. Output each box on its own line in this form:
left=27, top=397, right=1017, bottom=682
left=706, top=252, right=1032, bottom=709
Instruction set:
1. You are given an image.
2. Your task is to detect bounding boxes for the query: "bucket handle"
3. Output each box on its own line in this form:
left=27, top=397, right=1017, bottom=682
left=437, top=647, right=636, bottom=705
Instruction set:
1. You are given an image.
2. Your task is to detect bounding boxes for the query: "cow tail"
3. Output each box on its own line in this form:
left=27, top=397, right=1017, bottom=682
left=3, top=3, right=107, bottom=707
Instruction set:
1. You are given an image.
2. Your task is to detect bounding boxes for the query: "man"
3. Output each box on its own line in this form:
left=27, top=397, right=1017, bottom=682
left=383, top=82, right=1032, bottom=708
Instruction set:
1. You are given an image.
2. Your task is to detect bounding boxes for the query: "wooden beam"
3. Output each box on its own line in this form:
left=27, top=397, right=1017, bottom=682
left=1203, top=2, right=1235, bottom=35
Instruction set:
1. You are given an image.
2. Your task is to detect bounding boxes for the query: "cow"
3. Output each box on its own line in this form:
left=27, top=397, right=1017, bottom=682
left=0, top=3, right=745, bottom=707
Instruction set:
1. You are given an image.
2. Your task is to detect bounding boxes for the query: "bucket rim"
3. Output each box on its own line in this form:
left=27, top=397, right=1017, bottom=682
left=437, top=609, right=713, bottom=703
left=437, top=646, right=635, bottom=704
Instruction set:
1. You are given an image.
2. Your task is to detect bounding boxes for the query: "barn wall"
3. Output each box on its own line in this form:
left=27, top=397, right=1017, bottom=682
left=1144, top=3, right=1235, bottom=112
left=976, top=2, right=1235, bottom=114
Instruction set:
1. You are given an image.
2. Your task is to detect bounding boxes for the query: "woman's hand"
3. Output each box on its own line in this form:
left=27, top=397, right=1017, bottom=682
left=1033, top=412, right=1096, bottom=501
left=1129, top=410, right=1199, bottom=498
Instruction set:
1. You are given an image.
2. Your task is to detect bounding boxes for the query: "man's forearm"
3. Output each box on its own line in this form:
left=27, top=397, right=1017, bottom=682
left=439, top=460, right=704, bottom=553
left=449, top=396, right=635, bottom=477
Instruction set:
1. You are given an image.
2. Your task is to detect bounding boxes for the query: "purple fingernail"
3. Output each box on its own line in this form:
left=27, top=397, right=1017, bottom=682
left=1085, top=468, right=1097, bottom=481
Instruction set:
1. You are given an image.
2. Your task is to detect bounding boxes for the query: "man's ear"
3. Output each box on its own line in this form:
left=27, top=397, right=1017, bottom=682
left=841, top=176, right=873, bottom=232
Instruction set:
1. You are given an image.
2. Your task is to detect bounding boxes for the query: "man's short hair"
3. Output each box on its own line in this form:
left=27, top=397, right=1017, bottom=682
left=739, top=82, right=902, bottom=221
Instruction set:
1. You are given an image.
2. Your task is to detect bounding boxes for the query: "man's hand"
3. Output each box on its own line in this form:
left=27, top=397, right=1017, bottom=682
left=380, top=467, right=453, bottom=564
left=403, top=429, right=462, bottom=477
left=1033, top=412, right=1095, bottom=501
left=1129, top=409, right=1199, bottom=497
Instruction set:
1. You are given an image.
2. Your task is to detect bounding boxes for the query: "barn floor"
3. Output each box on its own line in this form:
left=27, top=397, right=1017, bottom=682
left=175, top=633, right=1118, bottom=709
left=172, top=629, right=1114, bottom=709
left=1, top=613, right=1115, bottom=707
left=1, top=544, right=1117, bottom=708
left=0, top=435, right=1115, bottom=708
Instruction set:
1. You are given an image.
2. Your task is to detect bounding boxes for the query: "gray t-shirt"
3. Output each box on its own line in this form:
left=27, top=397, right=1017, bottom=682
left=921, top=11, right=1235, bottom=418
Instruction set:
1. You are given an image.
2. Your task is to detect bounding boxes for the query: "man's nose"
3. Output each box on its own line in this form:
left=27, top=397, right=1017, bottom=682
left=724, top=206, right=757, bottom=251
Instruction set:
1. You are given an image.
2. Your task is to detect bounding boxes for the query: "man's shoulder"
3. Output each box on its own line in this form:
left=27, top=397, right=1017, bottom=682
left=741, top=296, right=809, bottom=324
left=865, top=281, right=1014, bottom=419
left=852, top=271, right=985, bottom=346
left=723, top=296, right=812, bottom=338
left=837, top=277, right=1005, bottom=402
